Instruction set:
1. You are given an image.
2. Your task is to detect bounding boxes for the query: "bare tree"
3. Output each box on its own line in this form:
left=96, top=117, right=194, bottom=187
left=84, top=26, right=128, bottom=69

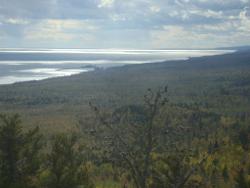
left=88, top=87, right=219, bottom=188
left=89, top=86, right=168, bottom=188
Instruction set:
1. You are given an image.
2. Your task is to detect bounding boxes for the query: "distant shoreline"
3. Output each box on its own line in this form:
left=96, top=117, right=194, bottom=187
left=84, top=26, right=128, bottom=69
left=0, top=49, right=236, bottom=85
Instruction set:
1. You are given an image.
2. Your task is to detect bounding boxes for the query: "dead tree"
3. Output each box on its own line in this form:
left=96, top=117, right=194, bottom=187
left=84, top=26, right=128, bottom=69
left=89, top=86, right=168, bottom=188
left=88, top=86, right=219, bottom=188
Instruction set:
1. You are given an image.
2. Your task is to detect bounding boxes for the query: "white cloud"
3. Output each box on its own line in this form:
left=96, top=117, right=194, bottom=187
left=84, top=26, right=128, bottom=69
left=150, top=17, right=250, bottom=49
left=0, top=0, right=250, bottom=48
left=238, top=7, right=250, bottom=32
left=150, top=6, right=161, bottom=13
left=195, top=0, right=249, bottom=6
left=110, top=14, right=127, bottom=22
left=241, top=0, right=250, bottom=3
left=190, top=9, right=223, bottom=18
left=43, top=19, right=97, bottom=30
left=5, top=18, right=30, bottom=25
left=24, top=19, right=98, bottom=41
left=151, top=26, right=196, bottom=48
left=98, top=0, right=115, bottom=8
left=194, top=22, right=236, bottom=32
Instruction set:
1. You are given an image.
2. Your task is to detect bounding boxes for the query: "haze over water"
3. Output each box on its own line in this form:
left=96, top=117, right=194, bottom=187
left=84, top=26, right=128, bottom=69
left=0, top=49, right=234, bottom=85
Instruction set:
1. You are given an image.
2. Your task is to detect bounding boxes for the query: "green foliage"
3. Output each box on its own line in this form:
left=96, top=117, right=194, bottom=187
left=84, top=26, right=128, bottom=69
left=235, top=168, right=250, bottom=188
left=150, top=152, right=191, bottom=188
left=0, top=51, right=250, bottom=187
left=88, top=87, right=170, bottom=188
left=41, top=133, right=94, bottom=188
left=238, top=126, right=250, bottom=151
left=0, top=114, right=43, bottom=188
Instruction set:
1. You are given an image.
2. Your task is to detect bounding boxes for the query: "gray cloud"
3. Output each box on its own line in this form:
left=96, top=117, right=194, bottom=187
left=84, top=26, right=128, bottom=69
left=0, top=0, right=249, bottom=48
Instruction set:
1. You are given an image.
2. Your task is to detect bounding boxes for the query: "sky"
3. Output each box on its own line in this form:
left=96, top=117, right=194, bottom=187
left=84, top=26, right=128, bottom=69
left=0, top=0, right=250, bottom=49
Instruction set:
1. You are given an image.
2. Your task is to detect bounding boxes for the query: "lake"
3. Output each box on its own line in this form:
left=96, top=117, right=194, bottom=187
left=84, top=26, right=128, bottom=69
left=0, top=49, right=234, bottom=85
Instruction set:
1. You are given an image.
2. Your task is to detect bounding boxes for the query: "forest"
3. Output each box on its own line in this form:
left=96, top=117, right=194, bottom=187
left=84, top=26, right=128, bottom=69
left=0, top=50, right=250, bottom=188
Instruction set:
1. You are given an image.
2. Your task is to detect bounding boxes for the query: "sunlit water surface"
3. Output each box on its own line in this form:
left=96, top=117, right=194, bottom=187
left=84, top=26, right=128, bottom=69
left=0, top=49, right=234, bottom=85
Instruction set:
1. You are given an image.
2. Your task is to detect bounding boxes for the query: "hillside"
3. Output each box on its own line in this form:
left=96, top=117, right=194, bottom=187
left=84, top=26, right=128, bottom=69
left=0, top=50, right=250, bottom=188
left=0, top=50, right=250, bottom=132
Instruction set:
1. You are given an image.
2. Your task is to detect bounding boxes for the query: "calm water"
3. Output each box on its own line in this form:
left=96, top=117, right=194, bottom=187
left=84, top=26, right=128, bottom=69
left=0, top=49, right=234, bottom=85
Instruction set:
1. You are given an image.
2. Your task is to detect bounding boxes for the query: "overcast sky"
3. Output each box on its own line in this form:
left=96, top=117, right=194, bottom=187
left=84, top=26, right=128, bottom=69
left=0, top=0, right=249, bottom=49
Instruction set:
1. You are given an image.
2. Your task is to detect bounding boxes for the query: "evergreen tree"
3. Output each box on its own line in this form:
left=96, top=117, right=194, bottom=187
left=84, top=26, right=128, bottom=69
left=235, top=168, right=250, bottom=188
left=0, top=114, right=43, bottom=188
left=43, top=133, right=94, bottom=188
